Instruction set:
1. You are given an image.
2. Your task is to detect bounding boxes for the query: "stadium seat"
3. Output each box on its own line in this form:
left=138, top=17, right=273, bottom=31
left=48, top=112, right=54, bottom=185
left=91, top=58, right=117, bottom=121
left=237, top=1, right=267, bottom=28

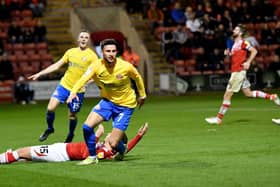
left=13, top=50, right=24, bottom=56
left=37, top=48, right=48, bottom=55
left=91, top=31, right=126, bottom=53
left=40, top=53, right=53, bottom=61
left=214, top=70, right=226, bottom=75
left=0, top=31, right=7, bottom=40
left=13, top=43, right=24, bottom=51
left=21, top=10, right=33, bottom=19
left=24, top=43, right=36, bottom=52
left=36, top=42, right=48, bottom=50
left=10, top=10, right=21, bottom=21
left=17, top=54, right=29, bottom=62
left=8, top=54, right=17, bottom=63
left=41, top=61, right=53, bottom=69
left=26, top=50, right=36, bottom=56
left=202, top=70, right=214, bottom=75
left=29, top=54, right=41, bottom=62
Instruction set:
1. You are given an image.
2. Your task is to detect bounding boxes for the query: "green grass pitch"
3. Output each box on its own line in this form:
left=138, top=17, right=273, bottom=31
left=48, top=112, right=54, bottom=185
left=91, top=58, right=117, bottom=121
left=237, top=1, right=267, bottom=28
left=1, top=92, right=280, bottom=187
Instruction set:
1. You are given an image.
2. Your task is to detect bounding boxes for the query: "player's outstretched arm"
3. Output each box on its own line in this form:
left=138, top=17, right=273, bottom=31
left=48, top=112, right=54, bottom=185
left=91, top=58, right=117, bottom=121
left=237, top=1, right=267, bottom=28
left=28, top=59, right=65, bottom=80
left=126, top=122, right=149, bottom=153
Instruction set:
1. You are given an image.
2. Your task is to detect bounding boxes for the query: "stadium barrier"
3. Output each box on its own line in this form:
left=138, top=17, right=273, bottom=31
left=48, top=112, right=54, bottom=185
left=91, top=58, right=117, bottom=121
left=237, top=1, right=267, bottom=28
left=29, top=81, right=100, bottom=100
left=0, top=81, right=14, bottom=103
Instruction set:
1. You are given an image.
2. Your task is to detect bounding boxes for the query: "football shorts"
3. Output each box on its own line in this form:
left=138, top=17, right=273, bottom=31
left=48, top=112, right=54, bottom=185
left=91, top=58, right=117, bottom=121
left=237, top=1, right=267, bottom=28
left=51, top=84, right=84, bottom=113
left=30, top=143, right=70, bottom=162
left=93, top=99, right=134, bottom=131
left=226, top=71, right=250, bottom=92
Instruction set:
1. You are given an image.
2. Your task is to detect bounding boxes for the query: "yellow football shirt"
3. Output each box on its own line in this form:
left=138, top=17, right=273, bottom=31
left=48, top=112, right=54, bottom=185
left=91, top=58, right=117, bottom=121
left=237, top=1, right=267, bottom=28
left=60, top=47, right=98, bottom=92
left=71, top=58, right=146, bottom=108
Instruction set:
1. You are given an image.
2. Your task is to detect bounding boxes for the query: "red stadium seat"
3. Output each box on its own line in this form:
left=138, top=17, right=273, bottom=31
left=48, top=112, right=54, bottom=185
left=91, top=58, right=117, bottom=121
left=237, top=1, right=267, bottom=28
left=91, top=31, right=126, bottom=53
left=17, top=54, right=29, bottom=62
left=13, top=43, right=24, bottom=50
left=37, top=48, right=48, bottom=55
left=8, top=54, right=17, bottom=63
left=24, top=43, right=36, bottom=52
left=36, top=42, right=48, bottom=50
left=21, top=10, right=33, bottom=19
left=0, top=31, right=7, bottom=40
left=29, top=54, right=41, bottom=62
left=40, top=53, right=53, bottom=61
left=41, top=61, right=53, bottom=69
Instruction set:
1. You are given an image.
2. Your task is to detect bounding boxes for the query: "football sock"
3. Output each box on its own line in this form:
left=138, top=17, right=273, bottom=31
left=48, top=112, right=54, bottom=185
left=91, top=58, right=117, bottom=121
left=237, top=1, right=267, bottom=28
left=127, top=134, right=142, bottom=153
left=252, top=90, right=271, bottom=99
left=115, top=140, right=126, bottom=154
left=0, top=150, right=19, bottom=164
left=46, top=111, right=55, bottom=130
left=0, top=153, right=6, bottom=164
left=217, top=100, right=231, bottom=119
left=83, top=124, right=96, bottom=157
left=68, top=117, right=77, bottom=136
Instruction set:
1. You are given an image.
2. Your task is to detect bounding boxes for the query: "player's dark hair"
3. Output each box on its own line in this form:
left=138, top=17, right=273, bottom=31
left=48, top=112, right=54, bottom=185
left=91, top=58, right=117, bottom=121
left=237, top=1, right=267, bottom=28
left=100, top=38, right=119, bottom=50
left=237, top=24, right=247, bottom=36
left=80, top=29, right=90, bottom=34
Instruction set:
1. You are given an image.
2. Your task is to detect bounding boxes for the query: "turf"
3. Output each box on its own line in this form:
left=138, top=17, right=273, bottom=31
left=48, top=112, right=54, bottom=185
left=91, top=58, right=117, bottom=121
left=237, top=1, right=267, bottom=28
left=1, top=92, right=280, bottom=187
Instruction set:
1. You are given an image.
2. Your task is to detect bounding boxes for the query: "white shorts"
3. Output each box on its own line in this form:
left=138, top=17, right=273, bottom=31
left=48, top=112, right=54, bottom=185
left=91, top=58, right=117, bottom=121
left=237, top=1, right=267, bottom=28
left=226, top=71, right=251, bottom=92
left=30, top=143, right=70, bottom=162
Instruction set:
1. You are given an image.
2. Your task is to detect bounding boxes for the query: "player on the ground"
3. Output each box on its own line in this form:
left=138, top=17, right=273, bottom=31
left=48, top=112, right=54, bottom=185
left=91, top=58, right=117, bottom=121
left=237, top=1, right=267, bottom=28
left=205, top=24, right=280, bottom=125
left=28, top=30, right=98, bottom=143
left=0, top=123, right=148, bottom=164
left=66, top=39, right=146, bottom=165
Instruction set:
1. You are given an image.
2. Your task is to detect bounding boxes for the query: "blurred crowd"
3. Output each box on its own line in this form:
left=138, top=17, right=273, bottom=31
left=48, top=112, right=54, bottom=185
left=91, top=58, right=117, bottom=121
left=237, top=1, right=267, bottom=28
left=117, top=0, right=280, bottom=74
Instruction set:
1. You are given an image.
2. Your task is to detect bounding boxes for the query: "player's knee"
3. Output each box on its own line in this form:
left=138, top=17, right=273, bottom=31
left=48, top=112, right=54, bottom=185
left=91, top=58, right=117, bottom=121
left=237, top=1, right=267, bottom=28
left=244, top=91, right=252, bottom=97
left=69, top=113, right=77, bottom=119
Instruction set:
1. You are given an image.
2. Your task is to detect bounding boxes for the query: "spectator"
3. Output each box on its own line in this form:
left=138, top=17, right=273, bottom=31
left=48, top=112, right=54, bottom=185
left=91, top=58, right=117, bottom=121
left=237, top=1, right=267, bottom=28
left=214, top=23, right=227, bottom=50
left=147, top=1, right=164, bottom=34
left=9, top=0, right=25, bottom=11
left=122, top=45, right=140, bottom=68
left=195, top=47, right=209, bottom=71
left=186, top=12, right=202, bottom=48
left=275, top=21, right=280, bottom=44
left=22, top=27, right=34, bottom=43
left=29, top=0, right=45, bottom=17
left=171, top=24, right=188, bottom=60
left=212, top=0, right=226, bottom=17
left=200, top=13, right=216, bottom=35
left=0, top=0, right=11, bottom=21
left=0, top=39, right=4, bottom=55
left=8, top=20, right=23, bottom=44
left=170, top=2, right=186, bottom=25
left=161, top=28, right=175, bottom=57
left=194, top=4, right=204, bottom=19
left=34, top=19, right=47, bottom=43
left=207, top=48, right=225, bottom=71
left=249, top=0, right=264, bottom=23
left=0, top=53, right=14, bottom=80
left=184, top=5, right=193, bottom=20
left=261, top=23, right=274, bottom=45
left=14, top=75, right=36, bottom=105
left=186, top=12, right=201, bottom=33
left=124, top=0, right=143, bottom=14
left=268, top=55, right=280, bottom=73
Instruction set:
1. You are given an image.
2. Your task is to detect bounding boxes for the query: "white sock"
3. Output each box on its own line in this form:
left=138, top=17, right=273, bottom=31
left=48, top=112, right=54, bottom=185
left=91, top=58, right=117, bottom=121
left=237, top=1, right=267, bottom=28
left=0, top=153, right=6, bottom=164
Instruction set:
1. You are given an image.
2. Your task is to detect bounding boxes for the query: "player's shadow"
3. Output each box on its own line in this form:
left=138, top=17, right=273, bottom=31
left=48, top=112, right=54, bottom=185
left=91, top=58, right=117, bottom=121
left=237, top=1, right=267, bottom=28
left=227, top=119, right=252, bottom=125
